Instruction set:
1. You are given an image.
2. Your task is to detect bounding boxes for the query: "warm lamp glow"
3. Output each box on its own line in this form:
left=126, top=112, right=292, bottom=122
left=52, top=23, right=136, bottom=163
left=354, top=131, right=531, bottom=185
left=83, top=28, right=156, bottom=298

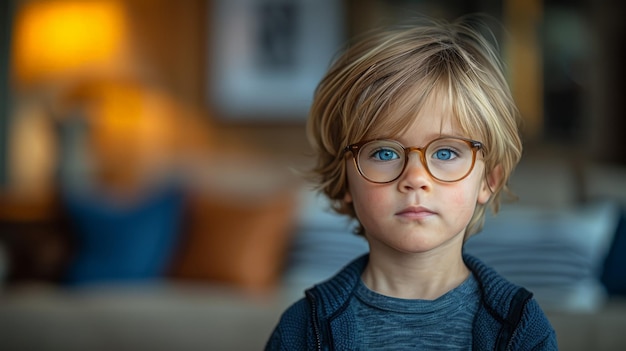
left=12, top=0, right=128, bottom=85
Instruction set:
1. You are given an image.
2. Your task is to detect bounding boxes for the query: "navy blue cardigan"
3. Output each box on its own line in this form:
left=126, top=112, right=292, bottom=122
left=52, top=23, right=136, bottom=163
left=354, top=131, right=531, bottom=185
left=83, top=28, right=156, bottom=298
left=266, top=253, right=557, bottom=350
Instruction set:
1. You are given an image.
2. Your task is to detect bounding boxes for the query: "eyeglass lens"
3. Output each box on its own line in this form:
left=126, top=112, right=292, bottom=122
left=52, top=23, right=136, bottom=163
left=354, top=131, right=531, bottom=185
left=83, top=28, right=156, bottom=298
left=356, top=138, right=477, bottom=183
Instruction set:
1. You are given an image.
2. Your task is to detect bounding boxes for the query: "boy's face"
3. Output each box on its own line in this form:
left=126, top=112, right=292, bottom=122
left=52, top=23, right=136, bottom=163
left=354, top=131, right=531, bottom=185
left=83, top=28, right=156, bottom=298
left=344, top=95, right=495, bottom=257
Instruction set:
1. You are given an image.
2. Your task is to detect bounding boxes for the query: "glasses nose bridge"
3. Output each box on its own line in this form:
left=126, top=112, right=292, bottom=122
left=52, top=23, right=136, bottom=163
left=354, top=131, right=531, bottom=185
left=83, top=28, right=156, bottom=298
left=404, top=146, right=425, bottom=161
left=404, top=146, right=428, bottom=169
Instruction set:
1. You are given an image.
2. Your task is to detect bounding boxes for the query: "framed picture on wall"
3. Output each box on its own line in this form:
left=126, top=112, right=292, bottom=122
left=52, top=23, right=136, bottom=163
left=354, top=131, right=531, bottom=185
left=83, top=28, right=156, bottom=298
left=208, top=0, right=345, bottom=121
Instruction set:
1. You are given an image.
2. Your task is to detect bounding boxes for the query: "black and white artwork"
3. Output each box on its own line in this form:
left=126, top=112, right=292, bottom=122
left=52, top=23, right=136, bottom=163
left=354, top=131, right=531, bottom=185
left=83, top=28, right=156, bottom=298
left=209, top=0, right=345, bottom=121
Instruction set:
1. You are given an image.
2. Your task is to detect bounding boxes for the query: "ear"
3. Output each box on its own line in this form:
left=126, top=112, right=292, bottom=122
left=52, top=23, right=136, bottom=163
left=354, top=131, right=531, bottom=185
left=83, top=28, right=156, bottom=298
left=478, top=164, right=504, bottom=205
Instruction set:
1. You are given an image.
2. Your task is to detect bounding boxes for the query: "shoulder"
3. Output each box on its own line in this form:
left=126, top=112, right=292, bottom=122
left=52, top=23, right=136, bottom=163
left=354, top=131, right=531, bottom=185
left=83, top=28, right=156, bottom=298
left=265, top=298, right=311, bottom=350
left=266, top=254, right=368, bottom=350
left=278, top=298, right=311, bottom=326
left=308, top=254, right=368, bottom=316
left=464, top=253, right=558, bottom=350
left=509, top=298, right=558, bottom=350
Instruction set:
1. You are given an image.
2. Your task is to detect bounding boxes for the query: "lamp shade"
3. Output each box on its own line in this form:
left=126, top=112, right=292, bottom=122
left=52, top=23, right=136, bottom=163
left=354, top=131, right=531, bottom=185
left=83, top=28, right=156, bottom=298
left=11, top=0, right=128, bottom=86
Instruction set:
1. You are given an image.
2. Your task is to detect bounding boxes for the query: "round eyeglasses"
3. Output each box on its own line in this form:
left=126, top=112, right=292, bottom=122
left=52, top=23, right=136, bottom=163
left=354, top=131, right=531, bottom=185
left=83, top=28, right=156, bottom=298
left=344, top=137, right=483, bottom=183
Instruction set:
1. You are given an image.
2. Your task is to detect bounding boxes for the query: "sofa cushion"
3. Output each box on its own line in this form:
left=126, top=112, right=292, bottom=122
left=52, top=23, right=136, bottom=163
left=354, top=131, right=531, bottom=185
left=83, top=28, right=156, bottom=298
left=464, top=201, right=620, bottom=312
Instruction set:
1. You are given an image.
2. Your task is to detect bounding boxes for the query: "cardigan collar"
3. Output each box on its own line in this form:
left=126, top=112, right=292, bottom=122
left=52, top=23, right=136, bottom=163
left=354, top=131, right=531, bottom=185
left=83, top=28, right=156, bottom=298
left=306, top=253, right=526, bottom=322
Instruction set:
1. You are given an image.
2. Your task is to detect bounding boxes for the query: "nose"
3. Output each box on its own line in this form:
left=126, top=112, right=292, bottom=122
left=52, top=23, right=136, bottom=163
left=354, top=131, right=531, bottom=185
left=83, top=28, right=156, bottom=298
left=397, top=151, right=432, bottom=191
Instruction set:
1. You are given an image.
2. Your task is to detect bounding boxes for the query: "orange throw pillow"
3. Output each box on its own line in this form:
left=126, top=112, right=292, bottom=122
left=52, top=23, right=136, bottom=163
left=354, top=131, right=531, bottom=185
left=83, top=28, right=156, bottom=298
left=171, top=189, right=297, bottom=292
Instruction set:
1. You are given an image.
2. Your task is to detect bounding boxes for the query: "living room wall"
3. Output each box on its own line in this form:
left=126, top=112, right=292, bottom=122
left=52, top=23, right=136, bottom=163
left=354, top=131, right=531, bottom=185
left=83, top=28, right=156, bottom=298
left=122, top=0, right=626, bottom=164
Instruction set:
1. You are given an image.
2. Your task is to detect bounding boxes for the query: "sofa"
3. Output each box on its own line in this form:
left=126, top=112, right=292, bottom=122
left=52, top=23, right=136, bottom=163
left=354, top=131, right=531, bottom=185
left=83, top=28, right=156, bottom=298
left=0, top=152, right=625, bottom=351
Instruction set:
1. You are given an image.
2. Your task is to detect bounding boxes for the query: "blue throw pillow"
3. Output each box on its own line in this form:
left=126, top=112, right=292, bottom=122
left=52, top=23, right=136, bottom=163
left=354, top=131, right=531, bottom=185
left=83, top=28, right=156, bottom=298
left=601, top=208, right=626, bottom=295
left=62, top=185, right=185, bottom=285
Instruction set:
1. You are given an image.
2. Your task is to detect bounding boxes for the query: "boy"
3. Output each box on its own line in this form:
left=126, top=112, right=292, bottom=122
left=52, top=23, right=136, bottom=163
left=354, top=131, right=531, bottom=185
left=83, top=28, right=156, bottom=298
left=266, top=17, right=558, bottom=350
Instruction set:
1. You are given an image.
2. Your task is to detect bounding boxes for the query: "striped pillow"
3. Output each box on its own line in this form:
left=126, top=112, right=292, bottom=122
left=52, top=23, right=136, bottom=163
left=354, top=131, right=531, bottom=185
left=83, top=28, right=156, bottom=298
left=464, top=201, right=620, bottom=312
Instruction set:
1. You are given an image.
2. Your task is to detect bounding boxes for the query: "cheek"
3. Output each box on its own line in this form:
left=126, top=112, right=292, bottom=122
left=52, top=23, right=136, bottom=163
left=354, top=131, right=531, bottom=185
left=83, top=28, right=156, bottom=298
left=351, top=188, right=391, bottom=234
left=346, top=173, right=390, bottom=220
left=351, top=184, right=387, bottom=213
left=449, top=190, right=476, bottom=215
left=449, top=178, right=483, bottom=211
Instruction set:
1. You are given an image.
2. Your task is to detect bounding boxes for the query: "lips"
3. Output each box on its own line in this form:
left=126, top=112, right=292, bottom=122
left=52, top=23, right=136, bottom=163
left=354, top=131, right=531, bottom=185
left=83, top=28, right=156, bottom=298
left=395, top=206, right=436, bottom=220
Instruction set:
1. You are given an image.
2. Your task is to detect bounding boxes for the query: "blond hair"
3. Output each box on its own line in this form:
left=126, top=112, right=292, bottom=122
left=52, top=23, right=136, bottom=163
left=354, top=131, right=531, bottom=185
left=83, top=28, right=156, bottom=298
left=306, top=16, right=522, bottom=238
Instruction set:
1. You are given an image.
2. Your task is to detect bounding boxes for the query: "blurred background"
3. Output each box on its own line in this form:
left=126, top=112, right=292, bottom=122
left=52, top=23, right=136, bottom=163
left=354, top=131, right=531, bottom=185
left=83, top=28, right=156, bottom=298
left=0, top=0, right=625, bottom=350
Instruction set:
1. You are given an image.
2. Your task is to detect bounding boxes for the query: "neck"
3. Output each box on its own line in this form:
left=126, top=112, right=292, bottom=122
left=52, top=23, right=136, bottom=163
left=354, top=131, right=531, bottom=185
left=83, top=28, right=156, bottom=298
left=362, top=246, right=469, bottom=300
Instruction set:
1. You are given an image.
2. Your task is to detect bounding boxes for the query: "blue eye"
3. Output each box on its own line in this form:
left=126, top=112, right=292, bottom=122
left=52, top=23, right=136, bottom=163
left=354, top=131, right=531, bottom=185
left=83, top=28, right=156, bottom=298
left=372, top=148, right=400, bottom=161
left=433, top=148, right=457, bottom=160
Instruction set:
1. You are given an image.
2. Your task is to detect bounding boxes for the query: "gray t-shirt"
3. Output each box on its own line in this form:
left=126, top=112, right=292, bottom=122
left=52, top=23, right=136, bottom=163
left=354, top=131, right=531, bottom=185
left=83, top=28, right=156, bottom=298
left=352, top=273, right=480, bottom=350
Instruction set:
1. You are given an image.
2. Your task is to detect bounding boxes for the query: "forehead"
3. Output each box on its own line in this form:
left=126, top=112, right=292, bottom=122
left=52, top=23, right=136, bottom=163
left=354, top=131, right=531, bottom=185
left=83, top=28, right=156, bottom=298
left=405, top=89, right=462, bottom=138
left=367, top=84, right=469, bottom=142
